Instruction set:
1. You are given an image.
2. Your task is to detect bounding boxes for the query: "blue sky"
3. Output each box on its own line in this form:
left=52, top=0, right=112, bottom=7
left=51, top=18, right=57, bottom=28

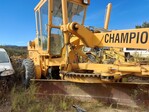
left=0, top=0, right=149, bottom=46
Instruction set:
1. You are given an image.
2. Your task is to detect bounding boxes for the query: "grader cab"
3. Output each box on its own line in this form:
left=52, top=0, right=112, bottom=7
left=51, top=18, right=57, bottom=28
left=34, top=0, right=88, bottom=53
left=25, top=0, right=90, bottom=83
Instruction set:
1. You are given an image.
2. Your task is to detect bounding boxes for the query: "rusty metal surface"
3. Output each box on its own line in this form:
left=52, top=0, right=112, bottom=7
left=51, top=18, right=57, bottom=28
left=32, top=79, right=149, bottom=107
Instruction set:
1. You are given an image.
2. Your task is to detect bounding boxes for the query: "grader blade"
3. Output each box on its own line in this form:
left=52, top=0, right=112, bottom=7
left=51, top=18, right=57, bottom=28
left=32, top=79, right=149, bottom=107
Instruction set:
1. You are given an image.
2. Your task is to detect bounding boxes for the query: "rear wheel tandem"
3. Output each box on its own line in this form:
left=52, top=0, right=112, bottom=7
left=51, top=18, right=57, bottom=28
left=22, top=59, right=35, bottom=88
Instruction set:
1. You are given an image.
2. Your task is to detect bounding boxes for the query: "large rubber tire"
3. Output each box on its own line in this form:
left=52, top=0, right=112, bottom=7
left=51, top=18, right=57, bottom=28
left=22, top=59, right=35, bottom=88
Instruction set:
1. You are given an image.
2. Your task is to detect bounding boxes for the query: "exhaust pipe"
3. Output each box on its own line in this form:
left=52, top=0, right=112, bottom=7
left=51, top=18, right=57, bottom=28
left=104, top=3, right=112, bottom=30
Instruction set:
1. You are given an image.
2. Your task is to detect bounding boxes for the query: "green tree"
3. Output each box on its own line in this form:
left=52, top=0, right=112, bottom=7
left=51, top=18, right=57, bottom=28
left=136, top=22, right=149, bottom=28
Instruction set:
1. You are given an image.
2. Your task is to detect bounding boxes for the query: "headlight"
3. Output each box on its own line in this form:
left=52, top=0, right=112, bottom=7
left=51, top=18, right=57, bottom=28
left=0, top=70, right=14, bottom=76
left=82, top=0, right=90, bottom=5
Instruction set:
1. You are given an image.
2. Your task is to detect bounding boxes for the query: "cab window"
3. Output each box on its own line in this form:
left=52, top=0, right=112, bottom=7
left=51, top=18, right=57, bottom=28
left=67, top=2, right=85, bottom=24
left=40, top=1, right=48, bottom=50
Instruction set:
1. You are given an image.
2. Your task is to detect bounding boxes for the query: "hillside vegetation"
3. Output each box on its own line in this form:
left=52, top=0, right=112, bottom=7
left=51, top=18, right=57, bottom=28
left=0, top=45, right=27, bottom=57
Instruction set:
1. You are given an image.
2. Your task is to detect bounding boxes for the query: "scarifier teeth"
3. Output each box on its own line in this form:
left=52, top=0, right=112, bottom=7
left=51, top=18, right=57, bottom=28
left=61, top=71, right=101, bottom=78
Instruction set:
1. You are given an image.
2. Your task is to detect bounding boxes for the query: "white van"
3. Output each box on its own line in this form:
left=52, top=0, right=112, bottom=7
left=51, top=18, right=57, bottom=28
left=0, top=48, right=14, bottom=78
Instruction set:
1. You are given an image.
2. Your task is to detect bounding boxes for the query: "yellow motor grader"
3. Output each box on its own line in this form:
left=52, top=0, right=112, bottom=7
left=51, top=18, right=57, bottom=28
left=22, top=0, right=149, bottom=106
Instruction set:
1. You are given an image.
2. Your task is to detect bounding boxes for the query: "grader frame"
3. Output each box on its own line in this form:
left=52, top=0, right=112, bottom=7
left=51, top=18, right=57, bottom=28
left=22, top=0, right=149, bottom=106
left=27, top=0, right=149, bottom=82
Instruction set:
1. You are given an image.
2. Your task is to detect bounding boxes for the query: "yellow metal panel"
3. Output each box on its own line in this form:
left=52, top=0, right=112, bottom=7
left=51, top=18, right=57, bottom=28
left=35, top=65, right=41, bottom=79
left=94, top=28, right=149, bottom=49
left=76, top=63, right=117, bottom=73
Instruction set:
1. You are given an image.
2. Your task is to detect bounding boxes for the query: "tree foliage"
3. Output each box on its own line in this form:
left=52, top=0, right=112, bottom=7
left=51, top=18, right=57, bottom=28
left=136, top=22, right=149, bottom=28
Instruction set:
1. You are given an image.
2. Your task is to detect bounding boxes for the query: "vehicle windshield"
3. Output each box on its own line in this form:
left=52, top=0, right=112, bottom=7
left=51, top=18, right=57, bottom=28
left=67, top=2, right=85, bottom=24
left=50, top=0, right=64, bottom=56
left=0, top=51, right=9, bottom=63
left=52, top=0, right=62, bottom=26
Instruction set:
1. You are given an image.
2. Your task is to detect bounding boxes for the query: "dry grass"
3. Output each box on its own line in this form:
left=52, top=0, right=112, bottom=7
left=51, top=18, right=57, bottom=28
left=10, top=83, right=147, bottom=112
left=10, top=83, right=81, bottom=112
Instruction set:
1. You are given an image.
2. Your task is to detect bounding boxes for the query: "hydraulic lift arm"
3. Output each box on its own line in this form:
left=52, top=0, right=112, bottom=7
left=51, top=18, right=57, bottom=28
left=66, top=22, right=149, bottom=49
